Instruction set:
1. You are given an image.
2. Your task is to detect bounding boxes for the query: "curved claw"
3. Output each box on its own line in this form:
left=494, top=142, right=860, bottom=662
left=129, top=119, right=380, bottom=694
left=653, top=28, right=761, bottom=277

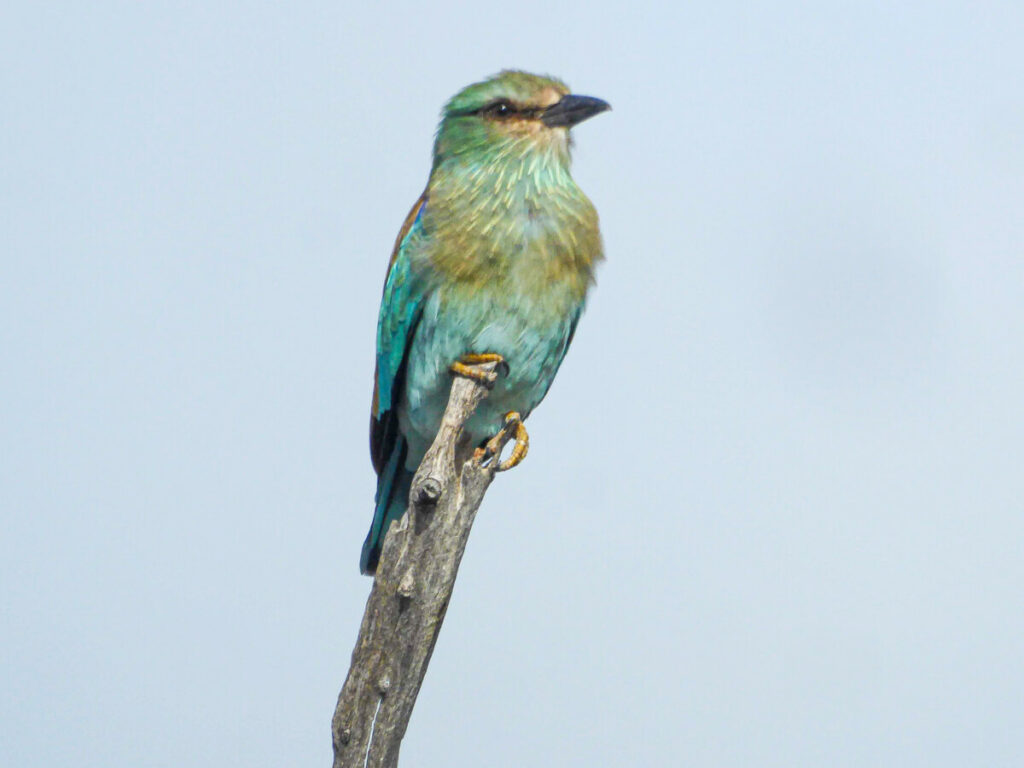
left=474, top=411, right=529, bottom=473
left=496, top=414, right=529, bottom=472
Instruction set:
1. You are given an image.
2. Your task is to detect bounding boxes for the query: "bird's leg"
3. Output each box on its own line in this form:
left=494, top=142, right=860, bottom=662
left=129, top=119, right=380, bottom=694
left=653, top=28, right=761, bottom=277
left=473, top=411, right=530, bottom=472
left=449, top=353, right=508, bottom=387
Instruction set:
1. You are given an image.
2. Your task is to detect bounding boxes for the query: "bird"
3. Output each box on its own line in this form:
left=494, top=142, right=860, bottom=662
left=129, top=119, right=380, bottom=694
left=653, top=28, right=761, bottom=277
left=362, top=70, right=609, bottom=574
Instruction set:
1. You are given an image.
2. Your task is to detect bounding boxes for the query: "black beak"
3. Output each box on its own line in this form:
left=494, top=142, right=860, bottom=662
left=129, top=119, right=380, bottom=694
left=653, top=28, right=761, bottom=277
left=541, top=94, right=611, bottom=128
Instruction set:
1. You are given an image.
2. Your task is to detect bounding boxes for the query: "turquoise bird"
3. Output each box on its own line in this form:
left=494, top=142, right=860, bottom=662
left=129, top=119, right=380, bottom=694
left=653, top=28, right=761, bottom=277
left=362, top=71, right=609, bottom=574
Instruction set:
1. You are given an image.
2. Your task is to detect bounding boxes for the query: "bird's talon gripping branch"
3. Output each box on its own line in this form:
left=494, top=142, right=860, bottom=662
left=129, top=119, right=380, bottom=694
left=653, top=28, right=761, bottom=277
left=475, top=411, right=529, bottom=472
left=457, top=353, right=505, bottom=365
left=449, top=353, right=507, bottom=387
left=497, top=413, right=529, bottom=471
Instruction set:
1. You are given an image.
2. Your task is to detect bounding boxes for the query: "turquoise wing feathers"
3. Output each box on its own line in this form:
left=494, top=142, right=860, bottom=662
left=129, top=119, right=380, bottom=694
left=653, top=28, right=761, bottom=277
left=370, top=194, right=427, bottom=473
left=364, top=194, right=428, bottom=574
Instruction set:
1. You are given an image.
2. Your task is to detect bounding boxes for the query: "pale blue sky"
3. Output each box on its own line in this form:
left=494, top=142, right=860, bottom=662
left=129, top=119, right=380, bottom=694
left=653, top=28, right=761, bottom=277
left=3, top=2, right=1023, bottom=766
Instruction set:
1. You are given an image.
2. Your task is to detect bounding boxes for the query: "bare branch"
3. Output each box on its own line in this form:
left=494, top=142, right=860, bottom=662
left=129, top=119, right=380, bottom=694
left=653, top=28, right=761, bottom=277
left=331, top=362, right=511, bottom=768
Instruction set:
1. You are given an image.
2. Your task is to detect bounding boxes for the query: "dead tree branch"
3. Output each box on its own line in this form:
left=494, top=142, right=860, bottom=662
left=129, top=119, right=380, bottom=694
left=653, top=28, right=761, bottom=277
left=331, top=361, right=509, bottom=768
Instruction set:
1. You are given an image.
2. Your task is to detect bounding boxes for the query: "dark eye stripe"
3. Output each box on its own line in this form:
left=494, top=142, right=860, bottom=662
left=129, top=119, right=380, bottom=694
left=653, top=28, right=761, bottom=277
left=449, top=101, right=542, bottom=120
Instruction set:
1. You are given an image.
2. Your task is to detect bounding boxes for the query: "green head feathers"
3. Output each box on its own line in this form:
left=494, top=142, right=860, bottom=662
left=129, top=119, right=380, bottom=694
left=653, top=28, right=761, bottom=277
left=432, top=70, right=609, bottom=169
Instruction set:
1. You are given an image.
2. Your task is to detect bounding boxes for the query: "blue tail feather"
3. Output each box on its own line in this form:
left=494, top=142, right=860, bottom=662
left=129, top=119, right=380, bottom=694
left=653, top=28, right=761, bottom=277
left=360, top=437, right=413, bottom=575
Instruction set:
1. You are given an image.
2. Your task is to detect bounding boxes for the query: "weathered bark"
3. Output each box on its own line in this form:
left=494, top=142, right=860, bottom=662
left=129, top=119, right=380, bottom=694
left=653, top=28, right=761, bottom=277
left=331, top=362, right=509, bottom=768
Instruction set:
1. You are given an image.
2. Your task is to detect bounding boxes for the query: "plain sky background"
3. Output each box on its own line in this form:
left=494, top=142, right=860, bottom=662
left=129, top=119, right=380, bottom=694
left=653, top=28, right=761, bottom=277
left=3, top=2, right=1023, bottom=766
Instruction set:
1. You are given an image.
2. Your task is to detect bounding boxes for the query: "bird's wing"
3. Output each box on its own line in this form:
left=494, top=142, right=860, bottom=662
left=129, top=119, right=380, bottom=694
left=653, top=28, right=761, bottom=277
left=370, top=192, right=428, bottom=474
left=534, top=305, right=584, bottom=409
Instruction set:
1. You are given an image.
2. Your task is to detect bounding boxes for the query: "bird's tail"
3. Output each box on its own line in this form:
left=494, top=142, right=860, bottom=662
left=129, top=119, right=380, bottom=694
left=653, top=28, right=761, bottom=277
left=360, top=437, right=413, bottom=575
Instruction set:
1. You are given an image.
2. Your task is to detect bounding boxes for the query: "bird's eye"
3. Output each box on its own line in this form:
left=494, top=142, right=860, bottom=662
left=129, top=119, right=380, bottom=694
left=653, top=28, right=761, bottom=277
left=486, top=100, right=514, bottom=117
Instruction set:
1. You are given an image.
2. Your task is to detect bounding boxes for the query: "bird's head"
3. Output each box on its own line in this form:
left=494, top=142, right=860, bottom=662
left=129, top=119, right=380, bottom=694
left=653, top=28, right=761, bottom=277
left=432, top=70, right=610, bottom=170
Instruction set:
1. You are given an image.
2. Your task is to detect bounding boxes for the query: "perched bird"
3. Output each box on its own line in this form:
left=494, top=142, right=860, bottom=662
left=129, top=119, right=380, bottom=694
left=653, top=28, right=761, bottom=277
left=362, top=70, right=609, bottom=574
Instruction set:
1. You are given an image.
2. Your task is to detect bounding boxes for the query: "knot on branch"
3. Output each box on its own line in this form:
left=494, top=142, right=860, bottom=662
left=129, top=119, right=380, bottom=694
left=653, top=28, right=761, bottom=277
left=397, top=570, right=416, bottom=599
left=412, top=477, right=442, bottom=506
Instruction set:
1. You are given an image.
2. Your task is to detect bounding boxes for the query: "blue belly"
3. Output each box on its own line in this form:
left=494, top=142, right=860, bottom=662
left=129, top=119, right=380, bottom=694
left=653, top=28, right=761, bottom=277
left=397, top=289, right=576, bottom=468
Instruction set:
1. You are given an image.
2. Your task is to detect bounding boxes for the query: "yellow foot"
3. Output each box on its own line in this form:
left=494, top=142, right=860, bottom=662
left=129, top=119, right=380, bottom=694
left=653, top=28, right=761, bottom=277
left=457, top=353, right=505, bottom=365
left=474, top=411, right=530, bottom=472
left=449, top=353, right=507, bottom=387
